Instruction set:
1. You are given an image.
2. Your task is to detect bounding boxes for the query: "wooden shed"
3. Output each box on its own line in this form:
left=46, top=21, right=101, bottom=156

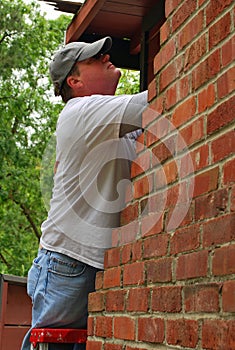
left=0, top=274, right=31, bottom=350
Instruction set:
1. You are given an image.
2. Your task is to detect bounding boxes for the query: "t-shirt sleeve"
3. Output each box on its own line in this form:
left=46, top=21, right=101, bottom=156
left=120, top=91, right=148, bottom=137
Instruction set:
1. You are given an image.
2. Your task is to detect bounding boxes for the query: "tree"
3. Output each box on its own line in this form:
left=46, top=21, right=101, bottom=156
left=0, top=0, right=71, bottom=276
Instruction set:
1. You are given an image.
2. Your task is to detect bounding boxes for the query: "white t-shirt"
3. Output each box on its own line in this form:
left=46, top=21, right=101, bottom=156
left=40, top=93, right=147, bottom=269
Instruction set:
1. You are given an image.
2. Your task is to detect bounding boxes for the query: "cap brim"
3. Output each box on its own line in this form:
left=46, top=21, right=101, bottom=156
left=76, top=36, right=112, bottom=61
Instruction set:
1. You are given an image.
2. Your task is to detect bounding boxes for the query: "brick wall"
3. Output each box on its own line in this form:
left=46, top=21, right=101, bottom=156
left=87, top=0, right=235, bottom=349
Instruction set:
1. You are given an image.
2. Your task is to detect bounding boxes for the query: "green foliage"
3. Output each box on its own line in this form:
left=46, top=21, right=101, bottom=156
left=0, top=0, right=140, bottom=277
left=0, top=0, right=70, bottom=276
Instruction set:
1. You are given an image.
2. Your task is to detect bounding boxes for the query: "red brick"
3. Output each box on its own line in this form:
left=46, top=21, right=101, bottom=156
left=120, top=202, right=139, bottom=226
left=195, top=188, right=229, bottom=221
left=143, top=234, right=168, bottom=258
left=222, top=280, right=235, bottom=312
left=138, top=317, right=164, bottom=343
left=231, top=185, right=235, bottom=212
left=160, top=20, right=170, bottom=44
left=192, top=49, right=220, bottom=90
left=209, top=12, right=231, bottom=49
left=224, top=157, right=235, bottom=185
left=198, top=83, right=215, bottom=113
left=104, top=247, right=121, bottom=268
left=113, top=316, right=135, bottom=340
left=178, top=75, right=190, bottom=101
left=178, top=10, right=204, bottom=49
left=127, top=287, right=150, bottom=312
left=123, top=261, right=145, bottom=286
left=193, top=167, right=219, bottom=198
left=184, top=283, right=220, bottom=312
left=202, top=319, right=235, bottom=349
left=152, top=135, right=176, bottom=164
left=163, top=160, right=178, bottom=184
left=165, top=83, right=177, bottom=110
left=176, top=250, right=208, bottom=280
left=146, top=258, right=172, bottom=283
left=171, top=0, right=197, bottom=31
left=167, top=319, right=199, bottom=347
left=95, top=316, right=113, bottom=338
left=131, top=150, right=151, bottom=178
left=178, top=116, right=204, bottom=149
left=133, top=174, right=153, bottom=199
left=206, top=0, right=233, bottom=25
left=213, top=244, right=235, bottom=276
left=87, top=316, right=94, bottom=336
left=181, top=145, right=209, bottom=178
left=171, top=224, right=200, bottom=254
left=203, top=214, right=235, bottom=247
left=207, top=95, right=235, bottom=134
left=172, top=96, right=196, bottom=127
left=167, top=200, right=194, bottom=231
left=212, top=130, right=235, bottom=163
left=86, top=341, right=102, bottom=350
left=165, top=0, right=182, bottom=17
left=148, top=78, right=157, bottom=101
left=95, top=271, right=103, bottom=290
left=152, top=286, right=182, bottom=312
left=222, top=37, right=235, bottom=67
left=141, top=212, right=163, bottom=237
left=119, top=221, right=139, bottom=245
left=131, top=242, right=142, bottom=264
left=154, top=38, right=176, bottom=72
left=106, top=290, right=126, bottom=312
left=103, top=267, right=121, bottom=289
left=159, top=56, right=183, bottom=91
left=146, top=114, right=170, bottom=146
left=121, top=243, right=132, bottom=264
left=88, top=292, right=105, bottom=312
left=218, top=66, right=235, bottom=99
left=184, top=34, right=207, bottom=72
left=104, top=344, right=122, bottom=350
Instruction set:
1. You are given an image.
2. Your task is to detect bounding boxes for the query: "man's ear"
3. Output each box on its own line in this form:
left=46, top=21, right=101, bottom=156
left=66, top=75, right=83, bottom=90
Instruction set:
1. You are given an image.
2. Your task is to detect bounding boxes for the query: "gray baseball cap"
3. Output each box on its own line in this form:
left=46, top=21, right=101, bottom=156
left=49, top=36, right=112, bottom=96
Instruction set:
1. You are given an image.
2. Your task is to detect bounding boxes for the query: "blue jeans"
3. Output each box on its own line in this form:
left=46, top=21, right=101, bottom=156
left=21, top=249, right=100, bottom=350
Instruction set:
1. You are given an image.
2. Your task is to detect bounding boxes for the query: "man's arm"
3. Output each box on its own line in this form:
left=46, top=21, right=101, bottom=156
left=119, top=91, right=148, bottom=137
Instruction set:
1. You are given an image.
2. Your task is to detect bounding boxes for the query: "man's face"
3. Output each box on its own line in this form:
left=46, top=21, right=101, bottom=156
left=76, top=53, right=121, bottom=96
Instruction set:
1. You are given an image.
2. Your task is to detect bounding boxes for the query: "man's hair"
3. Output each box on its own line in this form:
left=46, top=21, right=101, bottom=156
left=60, top=63, right=80, bottom=103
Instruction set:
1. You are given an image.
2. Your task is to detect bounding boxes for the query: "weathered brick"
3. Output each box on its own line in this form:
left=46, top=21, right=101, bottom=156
left=203, top=214, right=235, bottom=247
left=131, top=150, right=151, bottom=178
left=167, top=318, right=199, bottom=347
left=113, top=316, right=135, bottom=340
left=143, top=234, right=168, bottom=258
left=141, top=212, right=163, bottom=237
left=120, top=202, right=139, bottom=226
left=211, top=130, right=235, bottom=162
left=207, top=95, right=235, bottom=134
left=171, top=0, right=197, bottom=32
left=127, top=287, right=150, bottom=312
left=198, top=83, right=215, bottom=113
left=106, top=290, right=126, bottom=312
left=206, top=0, right=233, bottom=25
left=184, top=283, right=220, bottom=312
left=172, top=96, right=196, bottom=127
left=195, top=188, right=229, bottom=221
left=202, top=319, right=235, bottom=349
left=217, top=66, right=235, bottom=99
left=178, top=10, right=204, bottom=49
left=104, top=247, right=121, bottom=268
left=193, top=167, right=219, bottom=198
left=123, top=261, right=145, bottom=286
left=88, top=292, right=105, bottom=312
left=86, top=341, right=102, bottom=350
left=138, top=317, right=164, bottom=343
left=133, top=174, right=153, bottom=199
left=170, top=224, right=200, bottom=254
left=152, top=286, right=182, bottom=312
left=103, top=267, right=122, bottom=289
left=176, top=250, right=208, bottom=280
left=213, top=244, right=235, bottom=276
left=146, top=258, right=172, bottom=283
left=95, top=316, right=113, bottom=338
left=224, top=157, right=235, bottom=185
left=222, top=280, right=235, bottom=312
left=209, top=12, right=231, bottom=48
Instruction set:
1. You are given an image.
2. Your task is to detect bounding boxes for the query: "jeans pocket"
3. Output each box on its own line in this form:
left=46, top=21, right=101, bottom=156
left=27, top=258, right=42, bottom=303
left=48, top=252, right=86, bottom=277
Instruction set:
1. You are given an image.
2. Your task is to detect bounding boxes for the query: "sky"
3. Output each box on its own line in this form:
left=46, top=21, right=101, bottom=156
left=37, top=0, right=84, bottom=19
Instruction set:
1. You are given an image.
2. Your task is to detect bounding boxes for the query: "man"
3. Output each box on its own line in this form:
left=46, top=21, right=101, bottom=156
left=21, top=36, right=147, bottom=350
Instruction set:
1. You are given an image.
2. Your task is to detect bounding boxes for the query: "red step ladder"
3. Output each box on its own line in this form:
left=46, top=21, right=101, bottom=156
left=30, top=328, right=87, bottom=349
